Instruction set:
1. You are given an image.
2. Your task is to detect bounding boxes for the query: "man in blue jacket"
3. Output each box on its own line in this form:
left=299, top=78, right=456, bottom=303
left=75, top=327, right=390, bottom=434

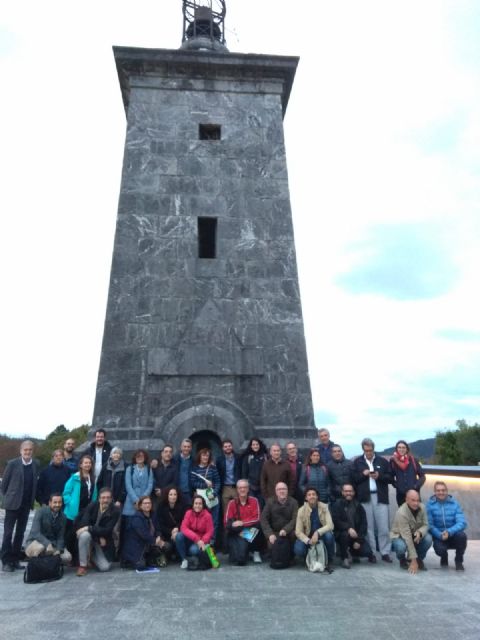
left=427, top=481, right=467, bottom=571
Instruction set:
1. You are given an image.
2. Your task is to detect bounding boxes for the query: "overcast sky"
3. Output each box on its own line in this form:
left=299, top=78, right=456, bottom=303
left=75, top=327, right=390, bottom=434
left=1, top=1, right=479, bottom=455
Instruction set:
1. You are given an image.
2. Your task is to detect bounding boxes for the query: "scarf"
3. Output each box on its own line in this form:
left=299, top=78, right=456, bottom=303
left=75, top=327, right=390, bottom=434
left=392, top=451, right=410, bottom=471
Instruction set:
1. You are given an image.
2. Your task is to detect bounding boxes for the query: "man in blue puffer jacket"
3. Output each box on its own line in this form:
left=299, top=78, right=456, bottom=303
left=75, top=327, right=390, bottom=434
left=427, top=481, right=467, bottom=571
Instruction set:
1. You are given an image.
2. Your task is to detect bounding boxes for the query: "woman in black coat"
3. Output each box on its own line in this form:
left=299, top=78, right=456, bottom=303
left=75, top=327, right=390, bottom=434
left=155, top=486, right=186, bottom=564
left=121, top=495, right=162, bottom=571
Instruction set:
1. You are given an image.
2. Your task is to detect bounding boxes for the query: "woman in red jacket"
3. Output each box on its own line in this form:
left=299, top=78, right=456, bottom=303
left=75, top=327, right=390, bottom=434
left=175, top=496, right=214, bottom=569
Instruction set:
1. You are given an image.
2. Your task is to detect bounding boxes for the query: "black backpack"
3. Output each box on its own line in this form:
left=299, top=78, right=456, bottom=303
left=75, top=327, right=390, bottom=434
left=24, top=555, right=63, bottom=584
left=270, top=537, right=291, bottom=569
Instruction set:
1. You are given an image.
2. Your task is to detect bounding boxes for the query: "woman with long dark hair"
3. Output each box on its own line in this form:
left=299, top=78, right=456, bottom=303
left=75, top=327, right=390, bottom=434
left=123, top=449, right=154, bottom=518
left=155, top=486, right=187, bottom=565
left=390, top=440, right=425, bottom=506
left=175, top=495, right=214, bottom=569
left=299, top=449, right=330, bottom=504
left=241, top=438, right=268, bottom=507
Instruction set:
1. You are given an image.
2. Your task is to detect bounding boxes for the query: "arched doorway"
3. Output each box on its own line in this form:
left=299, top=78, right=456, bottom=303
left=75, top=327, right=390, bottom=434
left=189, top=429, right=222, bottom=459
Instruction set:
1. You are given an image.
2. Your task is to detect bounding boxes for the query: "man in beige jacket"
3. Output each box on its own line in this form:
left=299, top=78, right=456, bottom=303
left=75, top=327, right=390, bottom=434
left=294, top=487, right=335, bottom=572
left=390, top=489, right=432, bottom=574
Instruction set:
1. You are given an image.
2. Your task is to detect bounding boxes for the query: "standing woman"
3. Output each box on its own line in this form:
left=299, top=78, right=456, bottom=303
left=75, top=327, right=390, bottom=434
left=390, top=440, right=425, bottom=506
left=190, top=448, right=221, bottom=541
left=155, top=486, right=186, bottom=565
left=241, top=438, right=268, bottom=508
left=62, top=454, right=97, bottom=564
left=299, top=449, right=330, bottom=504
left=123, top=449, right=154, bottom=519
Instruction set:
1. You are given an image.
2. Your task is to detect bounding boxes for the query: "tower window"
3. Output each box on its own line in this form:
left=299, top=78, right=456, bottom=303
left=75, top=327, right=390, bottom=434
left=199, top=124, right=221, bottom=140
left=198, top=217, right=217, bottom=259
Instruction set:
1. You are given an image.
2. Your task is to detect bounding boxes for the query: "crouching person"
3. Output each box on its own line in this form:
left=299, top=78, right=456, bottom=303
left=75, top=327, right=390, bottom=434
left=390, top=490, right=432, bottom=574
left=225, top=479, right=262, bottom=565
left=331, top=484, right=373, bottom=567
left=294, top=487, right=335, bottom=573
left=25, top=493, right=71, bottom=563
left=75, top=487, right=120, bottom=576
left=176, top=495, right=214, bottom=569
left=121, top=495, right=163, bottom=571
left=260, top=482, right=298, bottom=569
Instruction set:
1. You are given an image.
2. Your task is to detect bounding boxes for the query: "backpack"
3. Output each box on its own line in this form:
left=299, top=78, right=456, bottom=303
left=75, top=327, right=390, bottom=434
left=270, top=537, right=291, bottom=569
left=306, top=540, right=326, bottom=573
left=186, top=551, right=211, bottom=571
left=24, top=555, right=63, bottom=584
left=228, top=535, right=249, bottom=566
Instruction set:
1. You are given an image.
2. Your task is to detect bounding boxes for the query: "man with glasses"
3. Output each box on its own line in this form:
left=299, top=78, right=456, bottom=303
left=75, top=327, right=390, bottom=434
left=224, top=480, right=262, bottom=565
left=260, top=482, right=298, bottom=562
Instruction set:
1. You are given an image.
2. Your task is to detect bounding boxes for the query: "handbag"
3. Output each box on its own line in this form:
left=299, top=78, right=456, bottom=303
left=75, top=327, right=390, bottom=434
left=192, top=466, right=219, bottom=509
left=24, top=554, right=64, bottom=583
left=306, top=540, right=326, bottom=573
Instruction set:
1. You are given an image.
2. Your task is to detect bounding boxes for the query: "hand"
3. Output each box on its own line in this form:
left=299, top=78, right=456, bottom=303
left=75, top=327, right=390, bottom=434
left=232, top=520, right=243, bottom=528
left=197, top=540, right=206, bottom=551
left=414, top=532, right=421, bottom=545
left=171, top=528, right=179, bottom=540
left=205, top=480, right=213, bottom=488
left=310, top=532, right=319, bottom=545
left=348, top=528, right=358, bottom=539
left=115, top=501, right=121, bottom=508
left=155, top=536, right=163, bottom=547
left=99, top=537, right=107, bottom=547
left=279, top=529, right=287, bottom=537
left=150, top=459, right=158, bottom=469
left=46, top=544, right=54, bottom=554
left=53, top=550, right=60, bottom=556
left=441, top=531, right=449, bottom=540
left=76, top=526, right=89, bottom=537
left=408, top=558, right=418, bottom=575
left=363, top=469, right=371, bottom=477
left=269, top=534, right=277, bottom=545
left=155, top=488, right=162, bottom=497
left=371, top=471, right=379, bottom=480
left=353, top=542, right=360, bottom=550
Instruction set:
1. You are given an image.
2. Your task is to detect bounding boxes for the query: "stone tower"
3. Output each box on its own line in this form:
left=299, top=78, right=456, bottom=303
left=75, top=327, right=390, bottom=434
left=92, top=1, right=317, bottom=453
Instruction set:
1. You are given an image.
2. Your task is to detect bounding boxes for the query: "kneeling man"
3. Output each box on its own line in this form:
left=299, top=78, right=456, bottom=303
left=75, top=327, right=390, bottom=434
left=294, top=487, right=335, bottom=573
left=75, top=487, right=120, bottom=576
left=390, top=489, right=432, bottom=574
left=25, top=493, right=71, bottom=563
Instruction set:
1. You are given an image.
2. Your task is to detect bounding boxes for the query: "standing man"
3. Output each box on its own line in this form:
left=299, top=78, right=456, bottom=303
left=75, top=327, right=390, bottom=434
left=331, top=483, right=374, bottom=567
left=216, top=439, right=243, bottom=516
left=36, top=449, right=72, bottom=505
left=316, top=428, right=337, bottom=465
left=327, top=445, right=352, bottom=502
left=427, top=481, right=468, bottom=571
left=352, top=437, right=393, bottom=563
left=390, top=489, right=432, bottom=574
left=285, top=441, right=303, bottom=504
left=63, top=437, right=79, bottom=473
left=173, top=438, right=193, bottom=503
left=88, top=428, right=112, bottom=481
left=153, top=444, right=178, bottom=501
left=1, top=440, right=39, bottom=572
left=261, top=444, right=293, bottom=500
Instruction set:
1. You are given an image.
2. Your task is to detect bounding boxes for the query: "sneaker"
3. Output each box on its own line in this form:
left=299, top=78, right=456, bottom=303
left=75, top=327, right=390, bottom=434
left=440, top=555, right=448, bottom=568
left=253, top=551, right=262, bottom=564
left=455, top=562, right=465, bottom=571
left=136, top=567, right=160, bottom=574
left=180, top=559, right=188, bottom=569
left=368, top=554, right=377, bottom=564
left=417, top=559, right=427, bottom=571
left=399, top=557, right=409, bottom=570
left=2, top=564, right=14, bottom=573
left=325, top=564, right=334, bottom=574
left=76, top=566, right=87, bottom=577
left=342, top=558, right=351, bottom=569
left=382, top=554, right=392, bottom=563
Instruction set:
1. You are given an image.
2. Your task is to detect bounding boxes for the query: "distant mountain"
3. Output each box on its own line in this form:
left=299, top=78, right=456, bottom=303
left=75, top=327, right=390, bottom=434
left=379, top=437, right=436, bottom=462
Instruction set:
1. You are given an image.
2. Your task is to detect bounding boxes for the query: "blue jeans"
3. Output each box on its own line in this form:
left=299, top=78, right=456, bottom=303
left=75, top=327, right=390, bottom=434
left=294, top=532, right=335, bottom=563
left=391, top=533, right=432, bottom=560
left=175, top=532, right=208, bottom=560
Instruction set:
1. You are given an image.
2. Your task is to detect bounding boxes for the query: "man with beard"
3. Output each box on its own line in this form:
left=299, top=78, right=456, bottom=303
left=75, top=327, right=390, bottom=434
left=331, top=483, right=373, bottom=567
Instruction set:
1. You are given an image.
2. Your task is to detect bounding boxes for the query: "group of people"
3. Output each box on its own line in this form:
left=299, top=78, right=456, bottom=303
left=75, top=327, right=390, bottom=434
left=0, top=428, right=468, bottom=577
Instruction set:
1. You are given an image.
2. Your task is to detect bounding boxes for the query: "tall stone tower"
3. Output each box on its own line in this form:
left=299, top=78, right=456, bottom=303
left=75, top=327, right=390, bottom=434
left=92, top=1, right=316, bottom=453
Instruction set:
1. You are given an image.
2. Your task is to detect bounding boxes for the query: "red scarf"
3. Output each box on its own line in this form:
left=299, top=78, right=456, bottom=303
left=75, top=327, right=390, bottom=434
left=392, top=452, right=410, bottom=471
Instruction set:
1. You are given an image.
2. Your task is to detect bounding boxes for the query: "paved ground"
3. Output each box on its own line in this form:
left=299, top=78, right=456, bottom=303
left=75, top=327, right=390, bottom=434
left=1, top=511, right=479, bottom=640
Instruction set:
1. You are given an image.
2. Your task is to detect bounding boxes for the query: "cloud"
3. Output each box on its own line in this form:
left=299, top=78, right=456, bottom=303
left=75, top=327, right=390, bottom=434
left=0, top=27, right=17, bottom=56
left=336, top=223, right=459, bottom=300
left=313, top=409, right=337, bottom=427
left=436, top=328, right=480, bottom=342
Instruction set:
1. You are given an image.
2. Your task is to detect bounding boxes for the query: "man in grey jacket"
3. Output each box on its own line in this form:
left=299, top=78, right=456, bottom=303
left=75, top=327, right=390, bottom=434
left=390, top=490, right=432, bottom=574
left=25, top=493, right=71, bottom=563
left=1, top=440, right=39, bottom=571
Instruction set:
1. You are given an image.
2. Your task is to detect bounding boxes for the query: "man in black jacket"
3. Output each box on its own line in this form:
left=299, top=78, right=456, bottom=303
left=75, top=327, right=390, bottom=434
left=36, top=449, right=72, bottom=505
left=327, top=445, right=352, bottom=502
left=75, top=487, right=120, bottom=576
left=87, top=428, right=112, bottom=481
left=331, top=484, right=374, bottom=567
left=352, top=438, right=393, bottom=563
left=153, top=444, right=178, bottom=501
left=1, top=440, right=39, bottom=572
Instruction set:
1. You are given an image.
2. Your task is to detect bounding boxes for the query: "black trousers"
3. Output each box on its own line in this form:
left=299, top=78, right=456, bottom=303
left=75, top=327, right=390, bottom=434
left=335, top=530, right=372, bottom=559
left=432, top=531, right=467, bottom=562
left=1, top=505, right=31, bottom=564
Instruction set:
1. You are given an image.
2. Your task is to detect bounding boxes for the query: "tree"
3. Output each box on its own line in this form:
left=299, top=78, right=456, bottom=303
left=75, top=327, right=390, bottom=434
left=435, top=420, right=480, bottom=465
left=36, top=424, right=90, bottom=468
